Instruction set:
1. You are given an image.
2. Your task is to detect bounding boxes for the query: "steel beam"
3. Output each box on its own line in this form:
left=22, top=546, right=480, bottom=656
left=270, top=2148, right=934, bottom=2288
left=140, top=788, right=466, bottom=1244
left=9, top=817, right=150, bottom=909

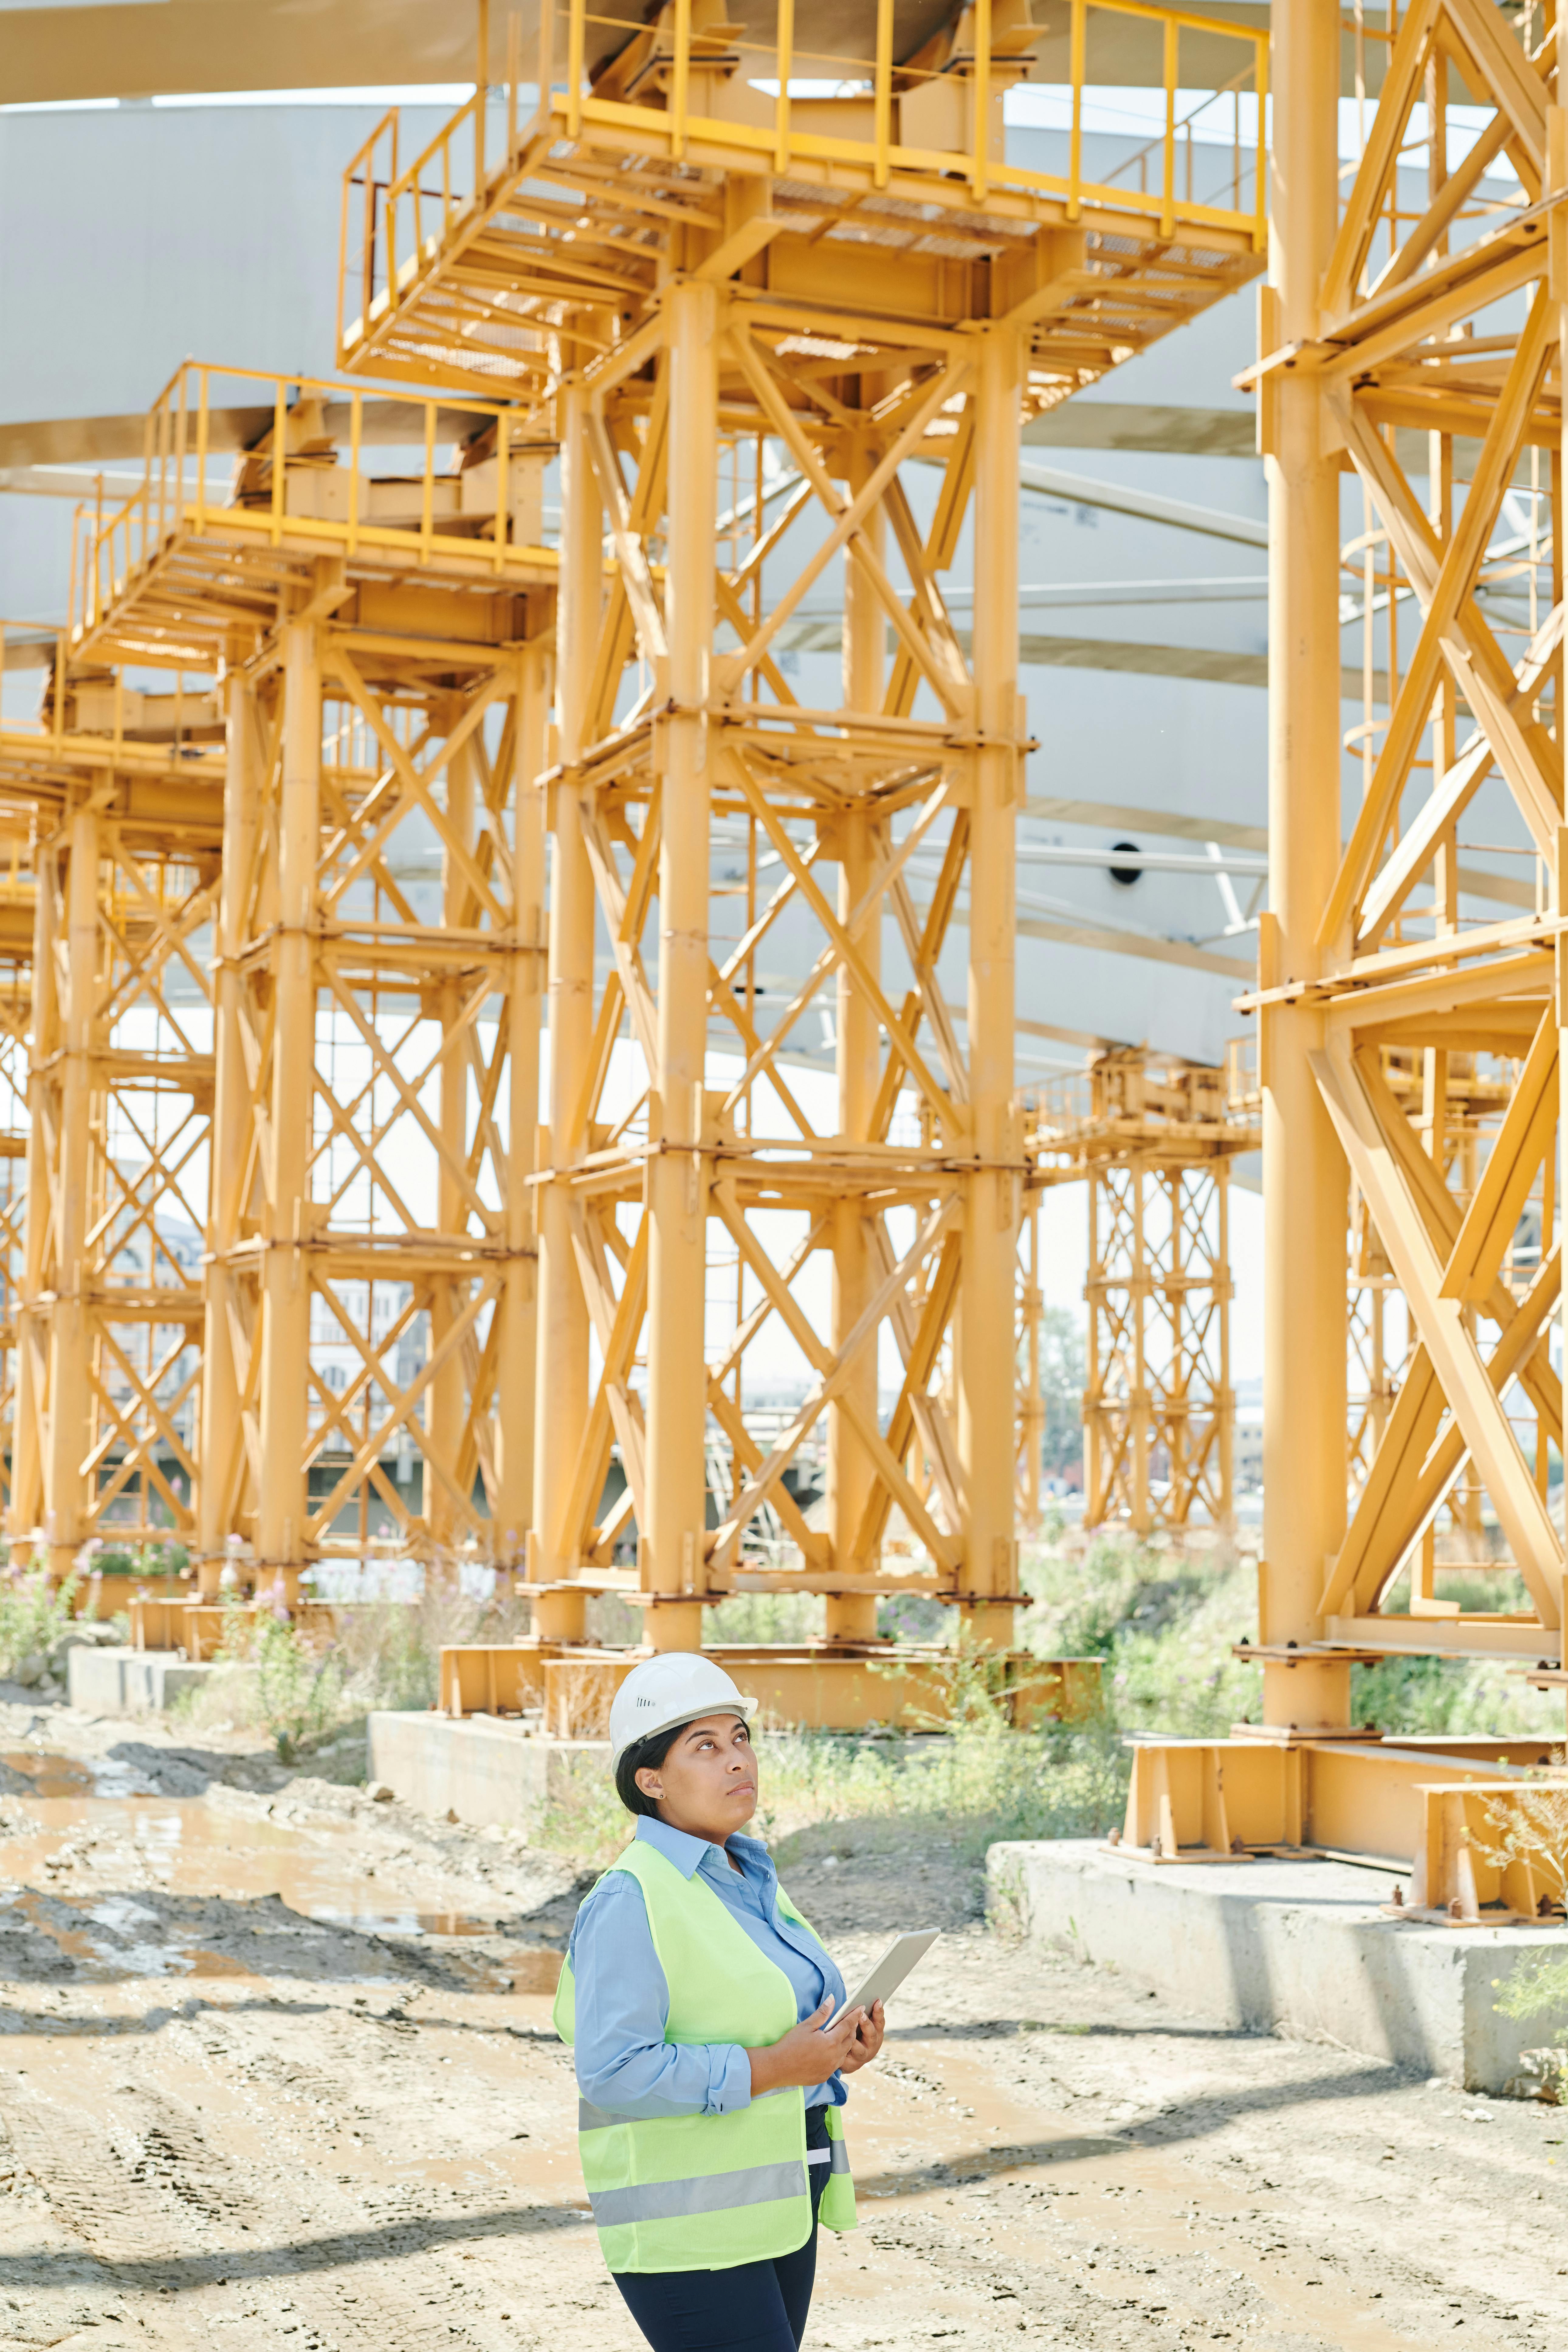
left=1259, top=0, right=1352, bottom=1730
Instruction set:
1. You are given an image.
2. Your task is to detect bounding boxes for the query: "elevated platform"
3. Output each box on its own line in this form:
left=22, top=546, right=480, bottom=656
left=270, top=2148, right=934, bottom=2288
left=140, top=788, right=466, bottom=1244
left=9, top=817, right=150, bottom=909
left=71, top=366, right=558, bottom=672
left=989, top=1837, right=1561, bottom=2095
left=340, top=0, right=1266, bottom=410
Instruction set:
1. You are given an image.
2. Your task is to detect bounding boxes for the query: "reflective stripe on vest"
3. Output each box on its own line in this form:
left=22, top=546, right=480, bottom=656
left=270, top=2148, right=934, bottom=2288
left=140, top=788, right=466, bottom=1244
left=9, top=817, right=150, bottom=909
left=589, top=2157, right=809, bottom=2228
left=555, top=1838, right=858, bottom=2272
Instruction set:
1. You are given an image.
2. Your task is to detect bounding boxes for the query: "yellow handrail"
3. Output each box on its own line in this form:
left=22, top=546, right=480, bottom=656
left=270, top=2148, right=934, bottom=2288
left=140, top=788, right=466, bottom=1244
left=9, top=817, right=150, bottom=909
left=1161, top=12, right=1178, bottom=238
left=773, top=0, right=792, bottom=174
left=672, top=0, right=693, bottom=157
left=70, top=362, right=546, bottom=643
left=973, top=0, right=991, bottom=200
left=1068, top=0, right=1085, bottom=220
left=567, top=0, right=584, bottom=136
left=338, top=0, right=1269, bottom=366
left=873, top=0, right=893, bottom=187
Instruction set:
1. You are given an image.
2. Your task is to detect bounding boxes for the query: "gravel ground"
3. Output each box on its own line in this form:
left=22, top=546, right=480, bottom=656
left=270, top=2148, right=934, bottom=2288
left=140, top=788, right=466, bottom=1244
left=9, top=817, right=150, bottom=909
left=0, top=1689, right=1563, bottom=2351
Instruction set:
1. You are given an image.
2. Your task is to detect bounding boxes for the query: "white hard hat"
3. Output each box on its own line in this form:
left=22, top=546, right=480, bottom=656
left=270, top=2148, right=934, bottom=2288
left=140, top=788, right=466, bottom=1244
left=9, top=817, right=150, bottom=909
left=610, top=1653, right=757, bottom=1768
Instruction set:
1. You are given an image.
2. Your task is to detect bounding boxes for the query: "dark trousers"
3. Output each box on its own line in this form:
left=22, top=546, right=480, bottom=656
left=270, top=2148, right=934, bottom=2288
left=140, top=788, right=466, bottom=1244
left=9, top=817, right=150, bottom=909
left=610, top=2110, right=831, bottom=2352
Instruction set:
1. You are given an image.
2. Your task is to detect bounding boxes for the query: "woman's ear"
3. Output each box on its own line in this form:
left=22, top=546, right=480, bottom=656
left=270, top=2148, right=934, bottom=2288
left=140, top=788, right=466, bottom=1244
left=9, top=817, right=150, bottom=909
left=634, top=1767, right=663, bottom=1802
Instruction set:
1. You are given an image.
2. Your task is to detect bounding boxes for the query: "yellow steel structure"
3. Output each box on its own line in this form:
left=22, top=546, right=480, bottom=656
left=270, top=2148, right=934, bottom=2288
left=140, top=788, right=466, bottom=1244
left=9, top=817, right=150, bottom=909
left=66, top=373, right=554, bottom=1597
left=1029, top=1049, right=1258, bottom=1535
left=336, top=0, right=1267, bottom=1657
left=1250, top=0, right=1567, bottom=1694
left=0, top=630, right=222, bottom=1573
left=0, top=756, right=32, bottom=1535
left=1119, top=0, right=1568, bottom=1885
left=1015, top=1187, right=1046, bottom=1535
left=440, top=1636, right=1100, bottom=1732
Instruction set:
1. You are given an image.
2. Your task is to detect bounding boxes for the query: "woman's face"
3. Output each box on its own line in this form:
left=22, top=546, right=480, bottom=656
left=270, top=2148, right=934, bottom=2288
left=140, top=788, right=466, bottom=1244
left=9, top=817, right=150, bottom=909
left=635, top=1712, right=758, bottom=1845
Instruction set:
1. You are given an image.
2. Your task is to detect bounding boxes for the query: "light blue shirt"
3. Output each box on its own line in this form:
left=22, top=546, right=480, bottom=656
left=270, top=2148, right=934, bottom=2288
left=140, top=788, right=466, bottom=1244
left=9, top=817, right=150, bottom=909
left=566, top=1815, right=849, bottom=2120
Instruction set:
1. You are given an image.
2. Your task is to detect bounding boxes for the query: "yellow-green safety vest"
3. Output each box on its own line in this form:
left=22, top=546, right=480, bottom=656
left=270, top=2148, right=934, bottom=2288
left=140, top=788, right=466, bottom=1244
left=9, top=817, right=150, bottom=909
left=553, top=1837, right=858, bottom=2272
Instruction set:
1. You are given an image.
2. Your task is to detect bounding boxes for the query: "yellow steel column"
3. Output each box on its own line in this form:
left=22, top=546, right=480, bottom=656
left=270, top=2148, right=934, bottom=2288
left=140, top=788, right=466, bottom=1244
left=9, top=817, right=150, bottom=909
left=427, top=706, right=473, bottom=1554
left=197, top=673, right=261, bottom=1595
left=1084, top=1167, right=1103, bottom=1523
left=256, top=618, right=320, bottom=1607
left=495, top=637, right=548, bottom=1574
left=956, top=321, right=1022, bottom=1652
left=1215, top=1159, right=1235, bottom=1532
left=9, top=837, right=55, bottom=1542
left=1259, top=0, right=1351, bottom=1727
left=1130, top=1163, right=1150, bottom=1536
left=642, top=273, right=716, bottom=1656
left=827, top=433, right=885, bottom=1642
left=1020, top=1194, right=1043, bottom=1536
left=1556, top=103, right=1568, bottom=1654
left=530, top=383, right=597, bottom=1639
left=42, top=803, right=98, bottom=1579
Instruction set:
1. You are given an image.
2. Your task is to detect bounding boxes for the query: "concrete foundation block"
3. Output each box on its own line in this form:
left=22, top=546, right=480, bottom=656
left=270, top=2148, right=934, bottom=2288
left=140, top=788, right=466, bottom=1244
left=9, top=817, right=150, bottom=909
left=67, top=1644, right=258, bottom=1717
left=987, top=1837, right=1564, bottom=2093
left=366, top=1709, right=610, bottom=1829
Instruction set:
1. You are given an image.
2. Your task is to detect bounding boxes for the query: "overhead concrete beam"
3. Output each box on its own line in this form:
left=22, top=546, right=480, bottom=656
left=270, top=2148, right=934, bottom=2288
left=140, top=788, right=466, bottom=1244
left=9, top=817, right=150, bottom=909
left=0, top=401, right=497, bottom=470
left=0, top=0, right=479, bottom=104
left=1023, top=403, right=1257, bottom=457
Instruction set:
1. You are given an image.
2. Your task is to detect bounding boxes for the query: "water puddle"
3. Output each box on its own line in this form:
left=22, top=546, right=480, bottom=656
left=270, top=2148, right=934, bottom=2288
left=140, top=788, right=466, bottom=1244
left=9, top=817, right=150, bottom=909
left=0, top=1751, right=96, bottom=1798
left=0, top=1764, right=562, bottom=1989
left=307, top=1907, right=503, bottom=1937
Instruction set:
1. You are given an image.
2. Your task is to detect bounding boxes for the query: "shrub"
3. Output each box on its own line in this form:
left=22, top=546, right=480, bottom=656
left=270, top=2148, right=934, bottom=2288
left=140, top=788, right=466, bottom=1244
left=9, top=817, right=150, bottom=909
left=1495, top=1951, right=1568, bottom=2102
left=0, top=1551, right=78, bottom=1680
left=253, top=1607, right=346, bottom=1762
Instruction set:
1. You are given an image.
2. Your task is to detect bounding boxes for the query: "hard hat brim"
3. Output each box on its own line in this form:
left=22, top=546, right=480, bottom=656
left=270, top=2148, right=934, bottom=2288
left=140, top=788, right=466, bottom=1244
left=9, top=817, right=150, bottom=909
left=610, top=1693, right=758, bottom=1769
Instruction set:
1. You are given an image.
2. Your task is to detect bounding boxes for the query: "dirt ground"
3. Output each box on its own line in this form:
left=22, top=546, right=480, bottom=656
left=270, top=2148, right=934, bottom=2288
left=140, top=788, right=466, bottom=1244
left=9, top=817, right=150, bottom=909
left=0, top=1691, right=1564, bottom=2352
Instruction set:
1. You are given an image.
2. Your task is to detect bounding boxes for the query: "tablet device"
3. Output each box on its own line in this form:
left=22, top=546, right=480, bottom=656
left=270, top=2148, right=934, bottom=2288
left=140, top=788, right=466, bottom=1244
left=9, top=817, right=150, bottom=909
left=827, top=1929, right=940, bottom=2028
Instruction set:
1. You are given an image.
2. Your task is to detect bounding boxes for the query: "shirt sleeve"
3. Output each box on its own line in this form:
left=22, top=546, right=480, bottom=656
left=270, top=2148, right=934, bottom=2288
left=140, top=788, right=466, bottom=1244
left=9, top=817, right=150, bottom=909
left=567, top=1872, right=755, bottom=2121
left=770, top=1896, right=850, bottom=2109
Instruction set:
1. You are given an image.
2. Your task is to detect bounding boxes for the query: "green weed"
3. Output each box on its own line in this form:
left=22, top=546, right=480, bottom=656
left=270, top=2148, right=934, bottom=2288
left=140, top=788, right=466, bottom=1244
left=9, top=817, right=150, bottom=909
left=1494, top=1951, right=1568, bottom=2102
left=253, top=1607, right=346, bottom=1762
left=0, top=1550, right=77, bottom=1679
left=175, top=1566, right=532, bottom=1756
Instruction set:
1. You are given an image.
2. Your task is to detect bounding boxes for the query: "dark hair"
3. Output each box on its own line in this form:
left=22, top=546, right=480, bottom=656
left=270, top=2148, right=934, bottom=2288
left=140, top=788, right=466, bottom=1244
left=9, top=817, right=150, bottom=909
left=614, top=1724, right=683, bottom=1819
left=614, top=1714, right=753, bottom=1817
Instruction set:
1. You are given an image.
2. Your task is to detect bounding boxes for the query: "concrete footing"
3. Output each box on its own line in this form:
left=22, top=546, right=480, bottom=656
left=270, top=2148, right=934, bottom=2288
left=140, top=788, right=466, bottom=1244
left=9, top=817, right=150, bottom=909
left=366, top=1709, right=609, bottom=1830
left=66, top=1645, right=258, bottom=1717
left=988, top=1837, right=1563, bottom=2092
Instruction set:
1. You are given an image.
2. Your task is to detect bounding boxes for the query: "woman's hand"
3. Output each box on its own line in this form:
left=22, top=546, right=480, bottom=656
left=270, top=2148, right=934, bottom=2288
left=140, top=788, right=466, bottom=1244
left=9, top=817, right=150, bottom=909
left=747, top=1998, right=865, bottom=2096
left=836, top=1997, right=884, bottom=2075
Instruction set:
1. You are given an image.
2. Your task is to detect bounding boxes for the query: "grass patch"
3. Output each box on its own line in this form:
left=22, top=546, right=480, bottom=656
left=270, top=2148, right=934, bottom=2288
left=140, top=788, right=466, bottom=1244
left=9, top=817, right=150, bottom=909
left=170, top=1576, right=533, bottom=1760
left=173, top=1530, right=1566, bottom=1859
left=530, top=1714, right=1131, bottom=1874
left=531, top=1645, right=1130, bottom=1872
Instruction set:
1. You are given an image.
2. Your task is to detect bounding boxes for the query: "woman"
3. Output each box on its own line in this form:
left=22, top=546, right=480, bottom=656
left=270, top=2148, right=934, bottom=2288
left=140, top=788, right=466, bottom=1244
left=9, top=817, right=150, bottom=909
left=554, top=1651, right=885, bottom=2352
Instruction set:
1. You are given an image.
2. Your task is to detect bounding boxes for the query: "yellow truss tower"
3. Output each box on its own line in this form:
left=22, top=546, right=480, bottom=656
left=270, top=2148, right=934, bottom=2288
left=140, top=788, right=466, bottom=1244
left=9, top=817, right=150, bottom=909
left=0, top=681, right=35, bottom=1534
left=1254, top=0, right=1566, bottom=1703
left=1124, top=0, right=1568, bottom=1900
left=67, top=371, right=554, bottom=1599
left=0, top=625, right=223, bottom=1573
left=338, top=0, right=1267, bottom=1657
left=1028, top=1050, right=1258, bottom=1538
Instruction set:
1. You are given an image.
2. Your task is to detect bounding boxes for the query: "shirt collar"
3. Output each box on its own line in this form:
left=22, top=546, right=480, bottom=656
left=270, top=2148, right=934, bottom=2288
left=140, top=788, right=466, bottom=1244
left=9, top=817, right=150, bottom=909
left=634, top=1817, right=772, bottom=1881
left=634, top=1815, right=710, bottom=1879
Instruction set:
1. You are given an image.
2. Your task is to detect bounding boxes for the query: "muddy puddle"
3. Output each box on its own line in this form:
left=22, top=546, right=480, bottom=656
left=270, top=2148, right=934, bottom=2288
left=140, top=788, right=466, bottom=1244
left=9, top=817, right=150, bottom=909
left=0, top=1763, right=564, bottom=1990
left=0, top=1748, right=97, bottom=1798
